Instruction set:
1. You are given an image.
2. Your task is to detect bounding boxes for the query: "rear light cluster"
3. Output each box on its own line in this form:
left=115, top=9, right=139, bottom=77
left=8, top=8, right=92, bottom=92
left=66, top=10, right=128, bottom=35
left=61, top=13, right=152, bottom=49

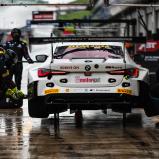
left=108, top=68, right=139, bottom=78
left=38, top=68, right=139, bottom=78
left=38, top=68, right=68, bottom=77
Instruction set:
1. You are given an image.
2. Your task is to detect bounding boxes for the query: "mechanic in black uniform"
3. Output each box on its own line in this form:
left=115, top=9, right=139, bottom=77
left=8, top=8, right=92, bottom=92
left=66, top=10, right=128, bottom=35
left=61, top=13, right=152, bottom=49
left=0, top=46, right=24, bottom=107
left=4, top=28, right=34, bottom=90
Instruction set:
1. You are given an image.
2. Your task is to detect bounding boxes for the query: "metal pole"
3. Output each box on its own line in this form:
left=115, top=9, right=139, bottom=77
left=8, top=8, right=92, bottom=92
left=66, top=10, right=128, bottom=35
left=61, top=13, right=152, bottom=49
left=127, top=24, right=130, bottom=37
left=54, top=113, right=60, bottom=137
left=152, top=7, right=156, bottom=34
left=136, top=8, right=139, bottom=36
left=143, top=9, right=147, bottom=36
left=0, top=3, right=88, bottom=6
left=122, top=113, right=127, bottom=128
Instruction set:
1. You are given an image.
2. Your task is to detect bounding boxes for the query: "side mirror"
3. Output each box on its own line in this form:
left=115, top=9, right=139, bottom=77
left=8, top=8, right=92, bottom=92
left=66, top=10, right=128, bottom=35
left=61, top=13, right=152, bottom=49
left=35, top=55, right=48, bottom=62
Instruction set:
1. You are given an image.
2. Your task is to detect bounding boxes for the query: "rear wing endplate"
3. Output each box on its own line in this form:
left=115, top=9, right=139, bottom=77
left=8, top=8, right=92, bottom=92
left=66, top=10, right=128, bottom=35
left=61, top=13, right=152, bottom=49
left=29, top=36, right=146, bottom=45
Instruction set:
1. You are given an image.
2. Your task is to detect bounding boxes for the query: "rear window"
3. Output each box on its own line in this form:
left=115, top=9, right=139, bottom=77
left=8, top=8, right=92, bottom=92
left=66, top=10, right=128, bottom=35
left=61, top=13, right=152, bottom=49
left=54, top=45, right=123, bottom=59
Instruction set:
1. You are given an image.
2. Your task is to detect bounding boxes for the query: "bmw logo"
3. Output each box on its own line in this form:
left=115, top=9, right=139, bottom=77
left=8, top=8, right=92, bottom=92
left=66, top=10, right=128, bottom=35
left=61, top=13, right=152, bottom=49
left=85, top=65, right=91, bottom=71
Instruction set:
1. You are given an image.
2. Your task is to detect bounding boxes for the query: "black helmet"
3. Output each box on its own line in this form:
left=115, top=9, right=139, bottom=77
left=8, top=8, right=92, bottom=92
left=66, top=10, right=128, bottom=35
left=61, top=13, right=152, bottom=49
left=5, top=49, right=18, bottom=66
left=11, top=28, right=21, bottom=37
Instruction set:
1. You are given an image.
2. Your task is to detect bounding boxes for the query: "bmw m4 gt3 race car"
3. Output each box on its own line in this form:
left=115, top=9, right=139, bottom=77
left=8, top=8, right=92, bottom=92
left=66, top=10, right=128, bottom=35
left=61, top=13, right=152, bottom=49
left=27, top=37, right=150, bottom=118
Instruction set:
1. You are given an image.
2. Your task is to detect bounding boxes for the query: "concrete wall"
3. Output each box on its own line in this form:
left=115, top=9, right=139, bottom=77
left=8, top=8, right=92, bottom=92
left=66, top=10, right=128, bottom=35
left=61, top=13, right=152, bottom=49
left=121, top=4, right=159, bottom=37
left=92, top=0, right=159, bottom=37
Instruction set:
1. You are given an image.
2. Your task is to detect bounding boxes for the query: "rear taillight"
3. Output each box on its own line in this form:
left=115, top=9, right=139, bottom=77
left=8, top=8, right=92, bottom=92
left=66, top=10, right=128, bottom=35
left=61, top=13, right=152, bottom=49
left=108, top=68, right=139, bottom=78
left=38, top=68, right=50, bottom=77
left=38, top=68, right=68, bottom=77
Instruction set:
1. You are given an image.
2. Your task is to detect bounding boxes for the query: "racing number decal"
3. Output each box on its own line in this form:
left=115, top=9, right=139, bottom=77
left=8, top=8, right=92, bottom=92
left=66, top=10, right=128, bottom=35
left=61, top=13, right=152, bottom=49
left=117, top=88, right=132, bottom=95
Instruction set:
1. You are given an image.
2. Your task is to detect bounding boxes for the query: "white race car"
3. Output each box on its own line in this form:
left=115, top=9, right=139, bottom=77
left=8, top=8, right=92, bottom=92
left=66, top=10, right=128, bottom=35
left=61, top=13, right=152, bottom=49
left=27, top=37, right=150, bottom=118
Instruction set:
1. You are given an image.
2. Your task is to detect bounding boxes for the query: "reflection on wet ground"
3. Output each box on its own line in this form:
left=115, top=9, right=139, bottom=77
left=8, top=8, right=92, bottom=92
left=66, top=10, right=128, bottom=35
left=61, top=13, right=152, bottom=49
left=0, top=102, right=159, bottom=159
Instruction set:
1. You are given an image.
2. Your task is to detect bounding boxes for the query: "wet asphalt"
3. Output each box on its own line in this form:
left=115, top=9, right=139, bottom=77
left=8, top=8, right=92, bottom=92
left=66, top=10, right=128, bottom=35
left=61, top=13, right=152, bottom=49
left=0, top=104, right=159, bottom=159
left=0, top=65, right=159, bottom=159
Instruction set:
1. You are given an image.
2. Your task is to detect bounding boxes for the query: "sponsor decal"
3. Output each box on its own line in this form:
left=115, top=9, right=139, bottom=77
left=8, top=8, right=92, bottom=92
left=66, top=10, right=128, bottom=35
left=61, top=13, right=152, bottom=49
left=33, top=14, right=53, bottom=19
left=44, top=88, right=59, bottom=94
left=60, top=66, right=79, bottom=70
left=144, top=56, right=159, bottom=61
left=75, top=76, right=100, bottom=83
left=68, top=45, right=110, bottom=49
left=105, top=66, right=122, bottom=69
left=32, top=11, right=53, bottom=20
left=137, top=40, right=159, bottom=52
left=117, top=88, right=132, bottom=95
left=95, top=89, right=109, bottom=92
left=65, top=88, right=70, bottom=93
left=136, top=40, right=159, bottom=66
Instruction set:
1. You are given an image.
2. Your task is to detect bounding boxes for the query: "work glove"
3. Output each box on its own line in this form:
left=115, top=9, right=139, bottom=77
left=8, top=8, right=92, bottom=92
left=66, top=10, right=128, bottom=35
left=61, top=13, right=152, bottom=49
left=15, top=90, right=25, bottom=99
left=5, top=87, right=24, bottom=100
left=17, top=90, right=25, bottom=99
left=5, top=88, right=18, bottom=100
left=27, top=58, right=34, bottom=64
left=13, top=87, right=25, bottom=99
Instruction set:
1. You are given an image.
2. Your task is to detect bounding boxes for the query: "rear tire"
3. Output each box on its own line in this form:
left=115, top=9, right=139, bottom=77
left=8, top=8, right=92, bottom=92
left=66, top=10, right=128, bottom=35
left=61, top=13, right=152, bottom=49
left=139, top=81, right=150, bottom=105
left=28, top=97, right=49, bottom=118
left=139, top=82, right=158, bottom=117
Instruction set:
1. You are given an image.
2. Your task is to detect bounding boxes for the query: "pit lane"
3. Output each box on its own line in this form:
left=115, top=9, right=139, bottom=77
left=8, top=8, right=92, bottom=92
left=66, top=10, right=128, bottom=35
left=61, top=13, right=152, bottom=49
left=0, top=63, right=159, bottom=159
left=0, top=100, right=159, bottom=158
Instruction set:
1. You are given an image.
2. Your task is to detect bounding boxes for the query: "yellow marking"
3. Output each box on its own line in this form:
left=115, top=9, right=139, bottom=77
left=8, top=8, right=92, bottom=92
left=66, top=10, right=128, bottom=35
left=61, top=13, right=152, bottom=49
left=117, top=88, right=132, bottom=95
left=44, top=88, right=59, bottom=94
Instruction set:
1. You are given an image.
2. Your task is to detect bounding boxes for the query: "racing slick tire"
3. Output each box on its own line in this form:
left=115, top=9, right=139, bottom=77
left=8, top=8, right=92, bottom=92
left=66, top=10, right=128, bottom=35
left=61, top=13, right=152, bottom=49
left=138, top=81, right=150, bottom=107
left=139, top=81, right=158, bottom=117
left=28, top=97, right=49, bottom=118
left=144, top=82, right=159, bottom=117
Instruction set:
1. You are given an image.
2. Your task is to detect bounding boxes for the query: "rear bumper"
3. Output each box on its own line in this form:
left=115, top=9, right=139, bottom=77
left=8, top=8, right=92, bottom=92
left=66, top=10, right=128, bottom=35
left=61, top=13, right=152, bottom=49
left=45, top=93, right=134, bottom=105
left=44, top=93, right=137, bottom=111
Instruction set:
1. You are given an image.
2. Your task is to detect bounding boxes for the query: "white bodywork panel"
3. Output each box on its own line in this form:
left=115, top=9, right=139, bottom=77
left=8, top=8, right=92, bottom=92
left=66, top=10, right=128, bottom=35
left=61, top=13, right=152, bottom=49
left=28, top=41, right=149, bottom=97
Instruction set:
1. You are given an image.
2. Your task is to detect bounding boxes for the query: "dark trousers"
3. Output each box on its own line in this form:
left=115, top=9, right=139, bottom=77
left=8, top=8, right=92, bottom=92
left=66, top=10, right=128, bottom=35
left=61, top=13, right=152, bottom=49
left=11, top=63, right=23, bottom=90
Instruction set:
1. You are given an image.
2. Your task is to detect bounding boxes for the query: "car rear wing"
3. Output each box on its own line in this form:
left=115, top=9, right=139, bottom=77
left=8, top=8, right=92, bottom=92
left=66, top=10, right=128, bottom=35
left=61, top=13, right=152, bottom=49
left=30, top=19, right=137, bottom=25
left=29, top=36, right=146, bottom=45
left=30, top=19, right=137, bottom=37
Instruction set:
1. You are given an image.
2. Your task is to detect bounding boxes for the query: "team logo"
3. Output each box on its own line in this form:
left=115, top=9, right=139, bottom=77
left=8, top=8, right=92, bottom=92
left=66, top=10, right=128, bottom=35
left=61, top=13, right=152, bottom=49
left=85, top=65, right=91, bottom=71
left=75, top=76, right=100, bottom=83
